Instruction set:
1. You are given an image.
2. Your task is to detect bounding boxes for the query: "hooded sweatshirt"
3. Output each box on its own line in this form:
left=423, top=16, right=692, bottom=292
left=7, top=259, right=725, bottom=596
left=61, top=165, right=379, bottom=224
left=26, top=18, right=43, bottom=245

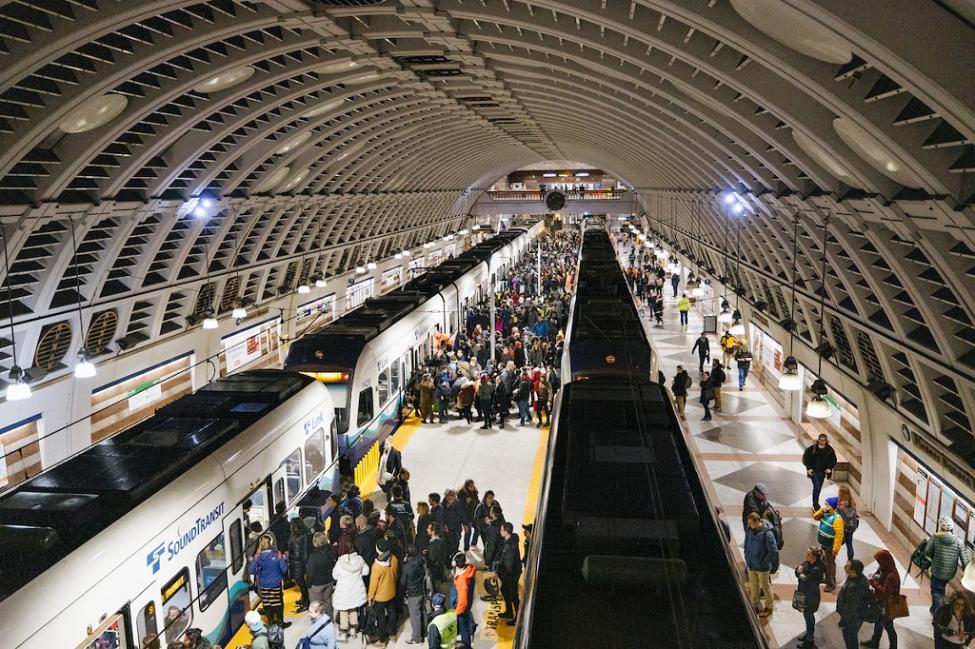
left=451, top=564, right=477, bottom=615
left=869, top=550, right=901, bottom=612
left=331, top=552, right=369, bottom=610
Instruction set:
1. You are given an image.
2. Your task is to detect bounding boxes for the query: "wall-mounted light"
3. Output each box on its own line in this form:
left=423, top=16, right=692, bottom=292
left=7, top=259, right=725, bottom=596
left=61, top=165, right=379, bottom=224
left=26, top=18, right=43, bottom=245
left=74, top=352, right=97, bottom=379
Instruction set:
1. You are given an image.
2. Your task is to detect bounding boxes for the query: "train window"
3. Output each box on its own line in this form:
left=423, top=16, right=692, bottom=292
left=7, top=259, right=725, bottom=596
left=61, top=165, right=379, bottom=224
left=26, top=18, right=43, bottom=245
left=274, top=477, right=285, bottom=513
left=159, top=568, right=192, bottom=643
left=356, top=387, right=374, bottom=426
left=378, top=369, right=390, bottom=406
left=230, top=519, right=244, bottom=573
left=81, top=613, right=127, bottom=649
left=245, top=486, right=268, bottom=534
left=304, top=428, right=326, bottom=484
left=196, top=532, right=228, bottom=610
left=283, top=448, right=302, bottom=502
left=136, top=601, right=157, bottom=648
left=329, top=418, right=339, bottom=460
left=390, top=360, right=401, bottom=392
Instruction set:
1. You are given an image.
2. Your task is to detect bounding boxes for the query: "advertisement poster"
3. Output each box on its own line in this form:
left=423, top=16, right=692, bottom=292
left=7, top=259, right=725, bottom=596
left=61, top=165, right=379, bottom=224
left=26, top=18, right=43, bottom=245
left=913, top=466, right=927, bottom=527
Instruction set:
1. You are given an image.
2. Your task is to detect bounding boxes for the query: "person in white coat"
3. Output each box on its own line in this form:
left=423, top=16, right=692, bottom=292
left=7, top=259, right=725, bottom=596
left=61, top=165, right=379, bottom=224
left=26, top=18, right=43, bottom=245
left=332, top=550, right=370, bottom=642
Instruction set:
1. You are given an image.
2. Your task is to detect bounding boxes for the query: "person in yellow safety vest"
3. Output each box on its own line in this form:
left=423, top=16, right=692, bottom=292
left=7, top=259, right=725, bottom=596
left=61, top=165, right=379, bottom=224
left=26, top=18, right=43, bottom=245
left=677, top=293, right=691, bottom=327
left=426, top=593, right=458, bottom=649
left=813, top=496, right=845, bottom=593
left=720, top=331, right=738, bottom=369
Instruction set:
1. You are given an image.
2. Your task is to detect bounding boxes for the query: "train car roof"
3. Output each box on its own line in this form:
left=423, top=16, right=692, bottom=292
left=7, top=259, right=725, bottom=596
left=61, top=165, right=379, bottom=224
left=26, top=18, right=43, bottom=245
left=286, top=230, right=528, bottom=369
left=525, top=380, right=759, bottom=647
left=0, top=370, right=314, bottom=603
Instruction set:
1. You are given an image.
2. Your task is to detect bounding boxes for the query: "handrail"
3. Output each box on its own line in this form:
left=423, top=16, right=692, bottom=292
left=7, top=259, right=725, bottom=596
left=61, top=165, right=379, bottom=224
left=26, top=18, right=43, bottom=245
left=485, top=189, right=626, bottom=201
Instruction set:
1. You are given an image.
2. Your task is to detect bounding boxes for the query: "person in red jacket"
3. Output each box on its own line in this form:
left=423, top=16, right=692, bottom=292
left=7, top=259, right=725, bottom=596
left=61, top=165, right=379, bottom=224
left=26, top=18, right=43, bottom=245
left=864, top=549, right=900, bottom=648
left=451, top=553, right=477, bottom=649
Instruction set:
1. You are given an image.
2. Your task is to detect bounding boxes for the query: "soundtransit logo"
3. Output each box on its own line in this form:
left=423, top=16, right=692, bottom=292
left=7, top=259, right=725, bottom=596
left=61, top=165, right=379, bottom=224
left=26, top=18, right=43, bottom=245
left=146, top=543, right=166, bottom=574
left=146, top=501, right=225, bottom=574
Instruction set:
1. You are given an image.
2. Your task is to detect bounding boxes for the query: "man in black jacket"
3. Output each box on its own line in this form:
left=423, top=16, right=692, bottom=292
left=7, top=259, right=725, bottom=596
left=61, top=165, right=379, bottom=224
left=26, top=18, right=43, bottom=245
left=495, top=523, right=522, bottom=625
left=670, top=366, right=691, bottom=420
left=400, top=546, right=427, bottom=645
left=691, top=333, right=710, bottom=373
left=836, top=559, right=872, bottom=649
left=742, top=482, right=772, bottom=531
left=802, top=434, right=838, bottom=511
left=425, top=522, right=450, bottom=596
left=442, top=490, right=463, bottom=554
left=304, top=532, right=337, bottom=620
left=354, top=513, right=379, bottom=571
left=709, top=359, right=726, bottom=412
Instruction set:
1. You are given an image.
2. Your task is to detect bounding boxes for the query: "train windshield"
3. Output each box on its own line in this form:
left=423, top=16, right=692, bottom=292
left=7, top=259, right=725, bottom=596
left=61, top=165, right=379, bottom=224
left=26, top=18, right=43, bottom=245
left=303, top=371, right=351, bottom=434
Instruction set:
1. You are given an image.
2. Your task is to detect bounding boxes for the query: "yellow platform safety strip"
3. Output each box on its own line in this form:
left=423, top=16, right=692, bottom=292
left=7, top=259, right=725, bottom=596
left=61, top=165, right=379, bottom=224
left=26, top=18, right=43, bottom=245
left=487, top=423, right=550, bottom=648
left=225, top=416, right=424, bottom=649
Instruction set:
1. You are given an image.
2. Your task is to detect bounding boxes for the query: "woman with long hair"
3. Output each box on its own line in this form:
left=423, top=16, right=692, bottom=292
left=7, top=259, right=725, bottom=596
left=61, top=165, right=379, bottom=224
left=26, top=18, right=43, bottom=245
left=248, top=534, right=290, bottom=627
left=459, top=479, right=480, bottom=551
left=934, top=592, right=975, bottom=649
left=794, top=546, right=826, bottom=648
left=837, top=485, right=860, bottom=561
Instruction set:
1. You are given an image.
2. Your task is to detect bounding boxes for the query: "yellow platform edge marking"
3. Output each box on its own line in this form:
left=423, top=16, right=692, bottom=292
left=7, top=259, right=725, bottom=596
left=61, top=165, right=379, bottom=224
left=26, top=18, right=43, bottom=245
left=226, top=416, right=423, bottom=649
left=491, top=423, right=550, bottom=649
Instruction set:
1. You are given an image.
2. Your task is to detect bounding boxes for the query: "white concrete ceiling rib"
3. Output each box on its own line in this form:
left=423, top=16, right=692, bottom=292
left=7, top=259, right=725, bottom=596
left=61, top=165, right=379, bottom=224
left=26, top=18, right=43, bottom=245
left=0, top=0, right=970, bottom=449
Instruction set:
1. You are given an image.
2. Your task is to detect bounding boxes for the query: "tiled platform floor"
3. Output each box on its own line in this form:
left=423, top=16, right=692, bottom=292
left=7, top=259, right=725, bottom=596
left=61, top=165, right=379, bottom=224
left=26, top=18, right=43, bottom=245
left=638, top=264, right=936, bottom=649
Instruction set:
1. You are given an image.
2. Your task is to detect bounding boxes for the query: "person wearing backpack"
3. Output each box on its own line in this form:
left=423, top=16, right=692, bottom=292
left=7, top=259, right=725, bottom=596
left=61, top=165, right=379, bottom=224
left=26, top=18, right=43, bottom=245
left=837, top=485, right=860, bottom=561
left=836, top=559, right=878, bottom=649
left=744, top=512, right=779, bottom=617
left=299, top=601, right=336, bottom=649
left=670, top=366, right=691, bottom=420
left=794, top=546, right=826, bottom=649
left=813, top=496, right=845, bottom=592
left=926, top=516, right=975, bottom=613
left=710, top=359, right=726, bottom=412
left=243, top=610, right=285, bottom=649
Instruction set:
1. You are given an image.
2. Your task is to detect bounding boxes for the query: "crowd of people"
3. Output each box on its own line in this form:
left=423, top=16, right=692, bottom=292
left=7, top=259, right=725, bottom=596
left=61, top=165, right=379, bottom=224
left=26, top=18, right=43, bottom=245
left=229, top=457, right=529, bottom=649
left=615, top=229, right=975, bottom=649
left=225, top=229, right=580, bottom=649
left=406, top=230, right=580, bottom=430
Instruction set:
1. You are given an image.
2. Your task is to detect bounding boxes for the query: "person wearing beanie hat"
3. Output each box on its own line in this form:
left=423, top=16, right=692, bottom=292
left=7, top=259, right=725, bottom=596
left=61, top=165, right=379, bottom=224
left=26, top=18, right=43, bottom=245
left=813, top=496, right=844, bottom=592
left=243, top=610, right=270, bottom=649
left=741, top=482, right=771, bottom=531
left=925, top=514, right=974, bottom=613
left=427, top=592, right=459, bottom=649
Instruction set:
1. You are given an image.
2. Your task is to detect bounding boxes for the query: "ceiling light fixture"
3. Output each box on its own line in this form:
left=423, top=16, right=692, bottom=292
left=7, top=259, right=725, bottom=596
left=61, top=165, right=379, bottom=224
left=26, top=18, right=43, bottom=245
left=69, top=216, right=97, bottom=379
left=779, top=210, right=802, bottom=391
left=194, top=65, right=255, bottom=93
left=58, top=93, right=128, bottom=133
left=232, top=300, right=248, bottom=319
left=367, top=262, right=377, bottom=270
left=202, top=311, right=219, bottom=330
left=805, top=212, right=834, bottom=417
left=297, top=283, right=310, bottom=294
left=2, top=229, right=30, bottom=400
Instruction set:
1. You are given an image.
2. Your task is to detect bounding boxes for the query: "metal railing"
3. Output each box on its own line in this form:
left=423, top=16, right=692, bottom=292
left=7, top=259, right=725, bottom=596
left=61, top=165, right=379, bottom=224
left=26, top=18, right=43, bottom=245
left=485, top=189, right=626, bottom=201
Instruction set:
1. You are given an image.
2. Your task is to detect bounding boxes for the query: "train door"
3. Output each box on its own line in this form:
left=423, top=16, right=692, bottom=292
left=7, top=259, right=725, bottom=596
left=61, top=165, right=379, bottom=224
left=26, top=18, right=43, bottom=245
left=221, top=501, right=250, bottom=642
left=79, top=604, right=132, bottom=648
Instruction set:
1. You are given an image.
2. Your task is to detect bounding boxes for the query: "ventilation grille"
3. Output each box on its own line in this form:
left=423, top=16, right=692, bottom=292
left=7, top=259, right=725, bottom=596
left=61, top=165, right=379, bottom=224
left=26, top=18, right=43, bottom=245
left=85, top=309, right=117, bottom=355
left=33, top=321, right=71, bottom=371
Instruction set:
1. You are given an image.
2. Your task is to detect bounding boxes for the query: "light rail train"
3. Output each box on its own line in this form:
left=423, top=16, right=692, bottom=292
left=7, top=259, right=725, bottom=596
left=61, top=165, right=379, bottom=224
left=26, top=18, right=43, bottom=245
left=0, top=226, right=539, bottom=649
left=285, top=227, right=534, bottom=482
left=516, top=227, right=768, bottom=648
left=0, top=370, right=335, bottom=649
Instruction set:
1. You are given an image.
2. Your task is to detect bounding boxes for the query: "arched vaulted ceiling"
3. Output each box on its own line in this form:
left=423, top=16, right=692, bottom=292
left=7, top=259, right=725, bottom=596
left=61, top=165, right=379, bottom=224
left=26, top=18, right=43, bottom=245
left=0, top=0, right=973, bottom=466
